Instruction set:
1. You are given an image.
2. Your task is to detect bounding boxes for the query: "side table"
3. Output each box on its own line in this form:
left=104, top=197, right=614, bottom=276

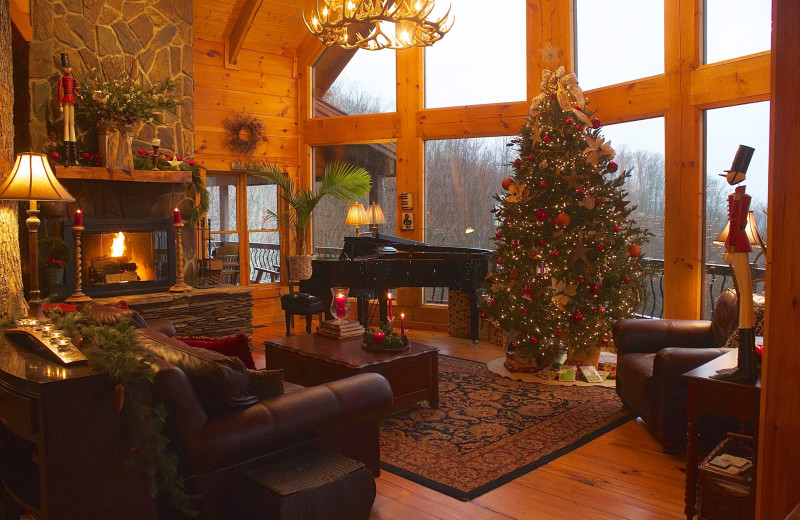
left=683, top=350, right=761, bottom=520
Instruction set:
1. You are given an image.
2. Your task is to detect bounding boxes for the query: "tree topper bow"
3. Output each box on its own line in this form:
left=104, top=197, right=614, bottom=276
left=529, top=66, right=591, bottom=125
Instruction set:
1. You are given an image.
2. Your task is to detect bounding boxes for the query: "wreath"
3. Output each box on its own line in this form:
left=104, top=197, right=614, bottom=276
left=222, top=110, right=267, bottom=156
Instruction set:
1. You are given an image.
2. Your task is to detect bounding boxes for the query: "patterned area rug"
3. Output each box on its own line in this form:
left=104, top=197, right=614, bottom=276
left=379, top=355, right=633, bottom=500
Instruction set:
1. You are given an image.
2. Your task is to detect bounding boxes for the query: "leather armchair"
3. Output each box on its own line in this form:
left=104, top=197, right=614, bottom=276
left=613, top=289, right=739, bottom=452
left=134, top=328, right=393, bottom=519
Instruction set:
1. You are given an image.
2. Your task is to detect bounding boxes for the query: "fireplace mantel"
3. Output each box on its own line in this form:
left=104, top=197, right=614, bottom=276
left=55, top=167, right=192, bottom=184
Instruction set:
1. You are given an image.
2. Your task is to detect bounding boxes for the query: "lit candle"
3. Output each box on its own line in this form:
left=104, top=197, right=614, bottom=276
left=41, top=324, right=53, bottom=337
left=334, top=292, right=348, bottom=319
left=57, top=339, right=70, bottom=351
left=173, top=207, right=181, bottom=224
left=387, top=291, right=393, bottom=319
left=74, top=209, right=83, bottom=226
left=373, top=331, right=385, bottom=345
left=401, top=313, right=405, bottom=336
left=151, top=138, right=161, bottom=147
left=50, top=331, right=62, bottom=343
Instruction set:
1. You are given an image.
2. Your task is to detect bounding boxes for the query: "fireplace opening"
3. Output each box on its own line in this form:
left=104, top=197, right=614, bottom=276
left=65, top=218, right=177, bottom=297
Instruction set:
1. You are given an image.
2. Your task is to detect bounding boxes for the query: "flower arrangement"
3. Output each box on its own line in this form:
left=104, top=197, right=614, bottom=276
left=79, top=68, right=179, bottom=131
left=38, top=236, right=71, bottom=269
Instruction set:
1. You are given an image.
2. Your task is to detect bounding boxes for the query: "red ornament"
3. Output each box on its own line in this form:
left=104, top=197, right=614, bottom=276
left=555, top=328, right=562, bottom=334
left=480, top=312, right=486, bottom=319
left=613, top=225, right=621, bottom=232
left=576, top=124, right=584, bottom=131
left=503, top=217, right=511, bottom=225
left=531, top=337, right=538, bottom=344
left=589, top=284, right=600, bottom=294
left=556, top=212, right=571, bottom=227
left=539, top=239, right=547, bottom=247
left=551, top=250, right=560, bottom=257
left=550, top=92, right=556, bottom=99
left=496, top=258, right=504, bottom=265
left=566, top=118, right=573, bottom=125
left=514, top=158, right=521, bottom=165
left=597, top=243, right=605, bottom=251
left=51, top=151, right=60, bottom=160
left=188, top=159, right=196, bottom=166
left=578, top=277, right=585, bottom=284
left=576, top=187, right=586, bottom=195
left=595, top=306, right=606, bottom=315
left=592, top=118, right=602, bottom=129
left=600, top=338, right=608, bottom=346
left=82, top=152, right=90, bottom=159
left=571, top=311, right=584, bottom=323
left=496, top=231, right=503, bottom=239
left=595, top=197, right=602, bottom=206
left=627, top=244, right=642, bottom=258
left=502, top=177, right=513, bottom=190
left=539, top=181, right=548, bottom=189
left=623, top=275, right=631, bottom=282
left=528, top=154, right=534, bottom=162
left=521, top=306, right=528, bottom=313
left=542, top=135, right=551, bottom=144
left=536, top=210, right=548, bottom=222
left=607, top=161, right=619, bottom=173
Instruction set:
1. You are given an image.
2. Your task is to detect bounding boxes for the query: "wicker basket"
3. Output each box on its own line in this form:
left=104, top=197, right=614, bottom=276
left=697, top=433, right=755, bottom=520
left=288, top=255, right=313, bottom=280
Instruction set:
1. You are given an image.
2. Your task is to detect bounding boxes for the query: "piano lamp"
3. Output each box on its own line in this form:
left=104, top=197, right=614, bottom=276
left=345, top=202, right=368, bottom=237
left=0, top=153, right=75, bottom=319
left=365, top=202, right=386, bottom=237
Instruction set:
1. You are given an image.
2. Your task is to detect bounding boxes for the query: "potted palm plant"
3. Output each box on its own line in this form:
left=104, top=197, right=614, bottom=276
left=249, top=162, right=371, bottom=279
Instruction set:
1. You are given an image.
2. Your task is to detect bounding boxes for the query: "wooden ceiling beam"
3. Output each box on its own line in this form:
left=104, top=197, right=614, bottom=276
left=226, top=0, right=264, bottom=68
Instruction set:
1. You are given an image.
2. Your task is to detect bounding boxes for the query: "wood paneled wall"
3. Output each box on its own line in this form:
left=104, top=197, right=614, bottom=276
left=193, top=37, right=299, bottom=324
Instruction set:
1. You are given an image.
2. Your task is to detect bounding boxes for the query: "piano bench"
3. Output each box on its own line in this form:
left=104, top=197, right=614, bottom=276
left=281, top=293, right=326, bottom=336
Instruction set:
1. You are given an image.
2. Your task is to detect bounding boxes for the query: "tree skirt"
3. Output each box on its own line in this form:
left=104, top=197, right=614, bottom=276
left=486, top=354, right=617, bottom=388
left=380, top=355, right=632, bottom=500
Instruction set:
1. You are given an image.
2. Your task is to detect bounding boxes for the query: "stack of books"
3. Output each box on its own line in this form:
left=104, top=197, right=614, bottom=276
left=706, top=453, right=752, bottom=477
left=316, top=320, right=365, bottom=339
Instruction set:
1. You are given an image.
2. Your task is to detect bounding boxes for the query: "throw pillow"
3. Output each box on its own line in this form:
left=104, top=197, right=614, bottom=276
left=175, top=334, right=256, bottom=369
left=722, top=301, right=765, bottom=350
left=247, top=369, right=285, bottom=398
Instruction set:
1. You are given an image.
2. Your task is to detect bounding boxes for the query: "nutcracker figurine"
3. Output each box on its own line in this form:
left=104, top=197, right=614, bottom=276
left=58, top=53, right=81, bottom=166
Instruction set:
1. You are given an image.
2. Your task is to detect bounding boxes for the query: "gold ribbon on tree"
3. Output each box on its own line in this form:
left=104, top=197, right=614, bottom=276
left=529, top=66, right=591, bottom=126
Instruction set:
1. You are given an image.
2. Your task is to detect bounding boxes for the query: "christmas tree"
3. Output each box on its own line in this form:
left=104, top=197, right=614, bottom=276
left=481, top=67, right=650, bottom=371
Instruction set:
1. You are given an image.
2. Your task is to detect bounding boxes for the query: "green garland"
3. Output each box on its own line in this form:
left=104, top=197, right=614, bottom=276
left=362, top=322, right=408, bottom=350
left=44, top=309, right=197, bottom=515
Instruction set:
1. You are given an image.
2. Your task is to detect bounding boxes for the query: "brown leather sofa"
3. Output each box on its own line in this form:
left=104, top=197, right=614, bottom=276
left=613, top=289, right=739, bottom=452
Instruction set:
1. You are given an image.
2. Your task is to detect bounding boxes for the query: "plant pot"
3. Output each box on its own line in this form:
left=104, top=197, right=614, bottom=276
left=44, top=267, right=65, bottom=286
left=288, top=255, right=313, bottom=280
left=98, top=130, right=134, bottom=171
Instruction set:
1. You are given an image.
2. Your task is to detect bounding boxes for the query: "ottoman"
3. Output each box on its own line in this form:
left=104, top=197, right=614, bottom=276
left=242, top=450, right=376, bottom=520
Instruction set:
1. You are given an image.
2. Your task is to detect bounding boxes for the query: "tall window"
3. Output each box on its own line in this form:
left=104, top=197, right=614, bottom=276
left=575, top=0, right=664, bottom=90
left=602, top=117, right=666, bottom=317
left=424, top=136, right=514, bottom=249
left=313, top=46, right=396, bottom=117
left=424, top=0, right=526, bottom=108
left=704, top=102, right=769, bottom=317
left=206, top=173, right=280, bottom=285
left=311, top=144, right=397, bottom=254
left=705, top=0, right=771, bottom=64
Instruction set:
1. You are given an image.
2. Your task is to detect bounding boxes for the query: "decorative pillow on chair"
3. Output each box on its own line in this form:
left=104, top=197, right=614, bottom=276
left=247, top=369, right=285, bottom=398
left=175, top=334, right=256, bottom=369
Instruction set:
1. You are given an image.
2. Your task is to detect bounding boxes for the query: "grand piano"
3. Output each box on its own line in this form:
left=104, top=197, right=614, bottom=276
left=299, top=234, right=492, bottom=342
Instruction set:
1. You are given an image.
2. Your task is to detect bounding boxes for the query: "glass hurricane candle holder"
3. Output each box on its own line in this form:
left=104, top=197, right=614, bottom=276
left=331, top=287, right=351, bottom=324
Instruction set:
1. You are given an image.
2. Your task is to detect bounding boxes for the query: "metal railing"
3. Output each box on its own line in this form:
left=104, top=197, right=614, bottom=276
left=211, top=242, right=282, bottom=284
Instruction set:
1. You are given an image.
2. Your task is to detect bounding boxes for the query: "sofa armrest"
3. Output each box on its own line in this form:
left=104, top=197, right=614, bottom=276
left=150, top=359, right=209, bottom=437
left=613, top=318, right=716, bottom=355
left=145, top=317, right=176, bottom=337
left=653, top=347, right=728, bottom=384
left=182, top=373, right=393, bottom=475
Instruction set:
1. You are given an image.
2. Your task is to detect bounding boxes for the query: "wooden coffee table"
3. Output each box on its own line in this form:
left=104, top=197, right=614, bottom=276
left=264, top=334, right=439, bottom=411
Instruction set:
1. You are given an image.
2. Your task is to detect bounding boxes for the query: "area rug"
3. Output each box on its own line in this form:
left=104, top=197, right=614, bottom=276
left=379, top=355, right=633, bottom=500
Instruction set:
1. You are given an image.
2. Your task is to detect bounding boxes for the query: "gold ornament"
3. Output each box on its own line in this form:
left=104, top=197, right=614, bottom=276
left=550, top=277, right=577, bottom=308
left=507, top=182, right=530, bottom=203
left=572, top=239, right=592, bottom=264
left=583, top=135, right=615, bottom=166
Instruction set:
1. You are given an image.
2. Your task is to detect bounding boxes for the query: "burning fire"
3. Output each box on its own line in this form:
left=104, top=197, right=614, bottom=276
left=110, top=232, right=126, bottom=257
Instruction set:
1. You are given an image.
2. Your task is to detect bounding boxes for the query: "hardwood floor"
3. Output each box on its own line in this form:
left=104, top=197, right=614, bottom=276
left=253, top=322, right=688, bottom=520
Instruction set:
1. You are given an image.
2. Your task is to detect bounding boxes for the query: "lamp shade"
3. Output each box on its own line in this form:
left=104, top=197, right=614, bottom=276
left=365, top=202, right=386, bottom=225
left=345, top=203, right=368, bottom=226
left=0, top=153, right=75, bottom=202
left=713, top=211, right=763, bottom=248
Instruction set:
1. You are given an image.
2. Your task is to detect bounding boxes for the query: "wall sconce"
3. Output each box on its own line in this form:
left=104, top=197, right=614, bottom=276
left=365, top=202, right=386, bottom=237
left=0, top=153, right=75, bottom=319
left=345, top=203, right=368, bottom=237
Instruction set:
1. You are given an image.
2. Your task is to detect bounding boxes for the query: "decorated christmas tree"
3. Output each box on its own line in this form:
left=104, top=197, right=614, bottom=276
left=481, top=66, right=650, bottom=372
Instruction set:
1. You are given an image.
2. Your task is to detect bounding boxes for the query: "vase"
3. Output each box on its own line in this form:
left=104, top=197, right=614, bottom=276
left=98, top=130, right=134, bottom=172
left=330, top=287, right=351, bottom=324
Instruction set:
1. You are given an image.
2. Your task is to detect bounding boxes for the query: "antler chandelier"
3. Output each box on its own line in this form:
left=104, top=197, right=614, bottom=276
left=303, top=0, right=453, bottom=51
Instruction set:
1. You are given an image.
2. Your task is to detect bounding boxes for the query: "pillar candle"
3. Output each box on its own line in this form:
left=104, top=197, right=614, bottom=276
left=401, top=313, right=405, bottom=336
left=74, top=209, right=83, bottom=226
left=334, top=292, right=347, bottom=318
left=387, top=291, right=393, bottom=319
left=173, top=208, right=181, bottom=224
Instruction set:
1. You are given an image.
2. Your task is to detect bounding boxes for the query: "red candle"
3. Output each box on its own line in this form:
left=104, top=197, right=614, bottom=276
left=74, top=209, right=83, bottom=226
left=373, top=331, right=385, bottom=345
left=401, top=313, right=405, bottom=336
left=387, top=291, right=393, bottom=319
left=334, top=292, right=347, bottom=319
left=173, top=208, right=181, bottom=224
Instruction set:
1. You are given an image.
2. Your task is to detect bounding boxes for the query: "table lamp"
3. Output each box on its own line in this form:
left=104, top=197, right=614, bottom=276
left=365, top=202, right=386, bottom=237
left=0, top=153, right=75, bottom=319
left=345, top=202, right=368, bottom=237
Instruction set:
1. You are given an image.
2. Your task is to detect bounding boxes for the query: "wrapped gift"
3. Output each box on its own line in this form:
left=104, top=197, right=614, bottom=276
left=447, top=290, right=471, bottom=338
left=489, top=324, right=505, bottom=346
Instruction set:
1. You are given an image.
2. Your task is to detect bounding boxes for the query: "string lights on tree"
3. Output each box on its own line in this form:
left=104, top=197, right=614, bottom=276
left=481, top=64, right=651, bottom=372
